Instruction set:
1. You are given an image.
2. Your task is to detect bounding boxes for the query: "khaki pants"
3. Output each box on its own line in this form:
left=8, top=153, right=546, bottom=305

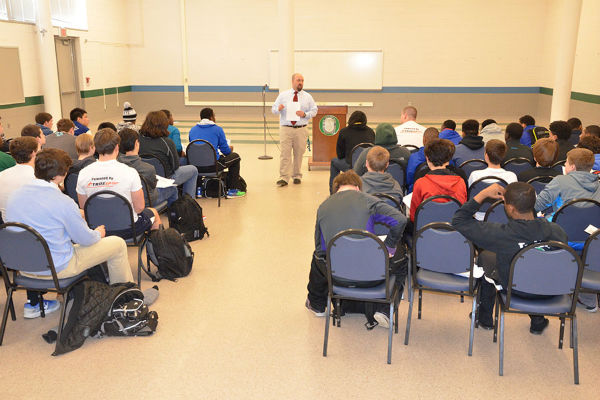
left=24, top=236, right=134, bottom=284
left=279, top=125, right=308, bottom=181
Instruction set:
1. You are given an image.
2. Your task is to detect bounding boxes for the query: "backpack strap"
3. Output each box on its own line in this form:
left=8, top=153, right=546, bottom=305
left=138, top=235, right=160, bottom=282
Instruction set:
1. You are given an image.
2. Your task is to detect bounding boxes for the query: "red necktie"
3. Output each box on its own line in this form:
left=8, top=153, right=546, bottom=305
left=291, top=91, right=298, bottom=126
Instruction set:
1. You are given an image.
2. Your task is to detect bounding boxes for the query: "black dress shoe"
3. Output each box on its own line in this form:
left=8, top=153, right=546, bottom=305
left=293, top=178, right=301, bottom=184
left=276, top=179, right=288, bottom=187
left=530, top=318, right=549, bottom=335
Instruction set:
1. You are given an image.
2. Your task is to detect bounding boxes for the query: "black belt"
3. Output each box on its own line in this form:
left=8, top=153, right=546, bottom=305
left=284, top=125, right=307, bottom=129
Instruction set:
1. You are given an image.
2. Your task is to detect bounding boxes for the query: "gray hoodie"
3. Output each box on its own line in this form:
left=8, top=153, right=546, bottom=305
left=481, top=123, right=503, bottom=137
left=535, top=171, right=600, bottom=213
left=361, top=172, right=403, bottom=201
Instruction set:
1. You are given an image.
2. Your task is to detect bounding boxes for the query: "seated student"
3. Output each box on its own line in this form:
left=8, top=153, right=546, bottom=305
left=76, top=128, right=161, bottom=238
left=360, top=146, right=403, bottom=201
left=468, top=139, right=517, bottom=186
left=549, top=120, right=575, bottom=162
left=518, top=114, right=538, bottom=147
left=581, top=124, right=600, bottom=139
left=577, top=135, right=600, bottom=171
left=439, top=119, right=461, bottom=145
left=6, top=148, right=134, bottom=318
left=354, top=123, right=410, bottom=177
left=116, top=102, right=140, bottom=132
left=188, top=108, right=244, bottom=197
left=118, top=128, right=178, bottom=206
left=70, top=107, right=90, bottom=136
left=480, top=119, right=503, bottom=136
left=410, top=139, right=467, bottom=222
left=21, top=123, right=46, bottom=148
left=69, top=133, right=97, bottom=174
left=535, top=148, right=600, bottom=216
left=43, top=118, right=78, bottom=161
left=394, top=105, right=426, bottom=146
left=35, top=112, right=54, bottom=136
left=452, top=119, right=485, bottom=167
left=0, top=137, right=38, bottom=221
left=306, top=170, right=407, bottom=327
left=328, top=111, right=375, bottom=193
left=567, top=117, right=583, bottom=145
left=97, top=121, right=117, bottom=132
left=162, top=109, right=185, bottom=156
left=452, top=182, right=567, bottom=334
left=517, top=138, right=561, bottom=182
left=406, top=127, right=439, bottom=191
left=503, top=122, right=534, bottom=164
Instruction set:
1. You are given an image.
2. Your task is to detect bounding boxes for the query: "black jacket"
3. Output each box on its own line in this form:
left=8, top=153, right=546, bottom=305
left=503, top=139, right=534, bottom=164
left=138, top=136, right=179, bottom=177
left=336, top=124, right=375, bottom=164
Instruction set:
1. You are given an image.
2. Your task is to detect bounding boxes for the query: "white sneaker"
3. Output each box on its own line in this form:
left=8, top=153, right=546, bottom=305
left=23, top=300, right=60, bottom=319
left=374, top=311, right=390, bottom=328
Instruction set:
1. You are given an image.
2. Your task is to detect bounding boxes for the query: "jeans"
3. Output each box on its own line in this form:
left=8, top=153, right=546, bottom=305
left=172, top=164, right=199, bottom=197
left=156, top=186, right=179, bottom=206
left=329, top=158, right=350, bottom=194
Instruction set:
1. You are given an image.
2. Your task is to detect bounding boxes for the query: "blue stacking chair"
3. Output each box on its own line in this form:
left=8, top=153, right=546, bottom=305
left=63, top=172, right=79, bottom=204
left=527, top=176, right=553, bottom=194
left=140, top=153, right=169, bottom=178
left=501, top=157, right=534, bottom=176
left=186, top=139, right=224, bottom=207
left=385, top=159, right=406, bottom=192
left=580, top=229, right=600, bottom=308
left=551, top=199, right=600, bottom=243
left=139, top=175, right=168, bottom=214
left=484, top=200, right=509, bottom=224
left=468, top=176, right=508, bottom=214
left=459, top=159, right=487, bottom=179
left=350, top=143, right=373, bottom=168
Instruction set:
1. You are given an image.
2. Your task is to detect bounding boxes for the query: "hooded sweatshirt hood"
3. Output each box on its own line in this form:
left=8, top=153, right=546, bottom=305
left=481, top=123, right=503, bottom=136
left=375, top=123, right=398, bottom=146
left=459, top=135, right=484, bottom=150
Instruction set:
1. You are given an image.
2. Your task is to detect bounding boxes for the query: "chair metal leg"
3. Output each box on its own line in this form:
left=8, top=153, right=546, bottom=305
left=499, top=311, right=505, bottom=376
left=394, top=293, right=399, bottom=334
left=493, top=297, right=500, bottom=343
left=559, top=317, right=565, bottom=349
left=572, top=315, right=579, bottom=384
left=387, top=301, right=394, bottom=364
left=418, top=289, right=422, bottom=319
left=0, top=287, right=14, bottom=346
left=217, top=179, right=221, bottom=207
left=404, top=287, right=414, bottom=345
left=460, top=295, right=464, bottom=303
left=2, top=277, right=15, bottom=321
left=468, top=295, right=477, bottom=356
left=570, top=317, right=574, bottom=349
left=323, top=296, right=332, bottom=357
left=53, top=295, right=69, bottom=356
left=336, top=299, right=341, bottom=327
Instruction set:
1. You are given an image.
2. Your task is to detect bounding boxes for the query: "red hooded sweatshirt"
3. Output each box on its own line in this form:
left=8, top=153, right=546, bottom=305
left=410, top=170, right=467, bottom=221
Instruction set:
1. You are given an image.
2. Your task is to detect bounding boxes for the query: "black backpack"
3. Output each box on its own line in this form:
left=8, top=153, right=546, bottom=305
left=141, top=227, right=194, bottom=281
left=528, top=126, right=549, bottom=146
left=95, top=286, right=158, bottom=337
left=203, top=177, right=226, bottom=198
left=168, top=193, right=209, bottom=241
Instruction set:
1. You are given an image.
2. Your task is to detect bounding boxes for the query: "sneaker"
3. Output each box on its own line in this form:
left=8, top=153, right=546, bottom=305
left=530, top=318, right=550, bottom=335
left=305, top=298, right=325, bottom=317
left=374, top=311, right=390, bottom=328
left=577, top=299, right=598, bottom=312
left=226, top=189, right=246, bottom=198
left=23, top=300, right=60, bottom=319
left=293, top=178, right=301, bottom=184
left=276, top=179, right=288, bottom=187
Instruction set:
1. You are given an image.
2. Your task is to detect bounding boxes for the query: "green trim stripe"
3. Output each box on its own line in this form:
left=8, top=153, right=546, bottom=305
left=571, top=91, right=600, bottom=105
left=539, top=87, right=553, bottom=96
left=80, top=85, right=132, bottom=98
left=0, top=95, right=44, bottom=110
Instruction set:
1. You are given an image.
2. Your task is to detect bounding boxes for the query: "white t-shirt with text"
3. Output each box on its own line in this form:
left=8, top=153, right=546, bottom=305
left=395, top=120, right=426, bottom=147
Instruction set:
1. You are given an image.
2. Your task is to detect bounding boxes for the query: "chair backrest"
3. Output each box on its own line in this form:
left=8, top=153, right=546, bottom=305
left=186, top=139, right=218, bottom=170
left=527, top=176, right=553, bottom=194
left=552, top=159, right=566, bottom=173
left=83, top=191, right=135, bottom=235
left=414, top=161, right=429, bottom=179
left=582, top=229, right=600, bottom=273
left=552, top=198, right=600, bottom=242
left=140, top=154, right=167, bottom=178
left=0, top=223, right=56, bottom=276
left=501, top=157, right=534, bottom=176
left=413, top=195, right=462, bottom=231
left=64, top=172, right=79, bottom=204
left=468, top=176, right=508, bottom=212
left=506, top=241, right=582, bottom=307
left=402, top=144, right=420, bottom=154
left=326, top=230, right=390, bottom=293
left=385, top=159, right=405, bottom=189
left=370, top=193, right=404, bottom=235
left=139, top=174, right=153, bottom=207
left=413, top=222, right=474, bottom=280
left=350, top=143, right=373, bottom=168
left=459, top=159, right=488, bottom=179
left=483, top=200, right=509, bottom=224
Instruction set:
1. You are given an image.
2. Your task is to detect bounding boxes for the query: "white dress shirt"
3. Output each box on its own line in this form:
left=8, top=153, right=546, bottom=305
left=272, top=89, right=318, bottom=126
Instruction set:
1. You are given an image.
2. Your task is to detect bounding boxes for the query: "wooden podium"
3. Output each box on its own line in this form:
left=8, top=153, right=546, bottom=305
left=309, top=105, right=347, bottom=169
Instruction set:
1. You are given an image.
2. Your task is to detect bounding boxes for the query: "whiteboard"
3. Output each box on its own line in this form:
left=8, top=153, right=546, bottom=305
left=269, top=50, right=383, bottom=90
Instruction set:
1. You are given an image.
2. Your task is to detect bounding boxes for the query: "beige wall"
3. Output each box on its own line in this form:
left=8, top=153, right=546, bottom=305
left=572, top=0, right=600, bottom=95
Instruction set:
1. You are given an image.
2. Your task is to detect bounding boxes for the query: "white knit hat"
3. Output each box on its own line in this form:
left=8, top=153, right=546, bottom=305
left=123, top=102, right=137, bottom=121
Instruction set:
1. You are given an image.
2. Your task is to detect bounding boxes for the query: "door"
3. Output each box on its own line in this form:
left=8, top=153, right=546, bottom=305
left=54, top=37, right=81, bottom=118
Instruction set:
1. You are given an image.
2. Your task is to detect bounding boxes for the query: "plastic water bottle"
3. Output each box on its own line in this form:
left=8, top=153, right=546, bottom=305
left=196, top=186, right=203, bottom=198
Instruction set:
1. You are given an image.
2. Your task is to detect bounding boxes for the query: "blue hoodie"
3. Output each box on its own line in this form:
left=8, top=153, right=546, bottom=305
left=36, top=123, right=53, bottom=136
left=406, top=147, right=426, bottom=192
left=188, top=120, right=231, bottom=156
left=439, top=129, right=461, bottom=145
left=594, top=154, right=600, bottom=171
left=73, top=121, right=89, bottom=136
left=520, top=125, right=536, bottom=147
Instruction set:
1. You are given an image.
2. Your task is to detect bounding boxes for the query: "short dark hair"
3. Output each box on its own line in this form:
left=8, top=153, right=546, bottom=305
left=200, top=108, right=214, bottom=120
left=441, top=119, right=456, bottom=130
left=519, top=115, right=535, bottom=126
left=94, top=128, right=121, bottom=155
left=584, top=125, right=600, bottom=138
left=97, top=121, right=117, bottom=131
left=481, top=119, right=496, bottom=128
left=332, top=170, right=362, bottom=193
left=425, top=139, right=455, bottom=166
left=505, top=122, right=524, bottom=140
left=532, top=138, right=558, bottom=167
left=462, top=119, right=479, bottom=136
left=485, top=139, right=507, bottom=165
left=118, top=128, right=139, bottom=153
left=549, top=120, right=571, bottom=141
left=504, top=182, right=536, bottom=214
left=9, top=137, right=38, bottom=163
left=21, top=124, right=42, bottom=138
left=35, top=112, right=52, bottom=125
left=56, top=118, right=74, bottom=133
left=567, top=117, right=582, bottom=130
left=69, top=107, right=87, bottom=122
left=140, top=111, right=169, bottom=138
left=348, top=110, right=367, bottom=126
left=577, top=135, right=600, bottom=154
left=34, top=148, right=72, bottom=181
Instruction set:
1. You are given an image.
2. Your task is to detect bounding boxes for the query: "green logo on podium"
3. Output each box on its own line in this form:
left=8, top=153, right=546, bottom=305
left=319, top=115, right=340, bottom=136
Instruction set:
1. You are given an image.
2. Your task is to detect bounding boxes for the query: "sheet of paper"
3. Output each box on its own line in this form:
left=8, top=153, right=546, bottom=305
left=156, top=175, right=176, bottom=188
left=585, top=224, right=599, bottom=235
left=285, top=102, right=301, bottom=121
left=403, top=192, right=412, bottom=216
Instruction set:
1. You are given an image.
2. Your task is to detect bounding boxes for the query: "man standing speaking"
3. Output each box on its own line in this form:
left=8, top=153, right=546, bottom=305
left=272, top=73, right=318, bottom=186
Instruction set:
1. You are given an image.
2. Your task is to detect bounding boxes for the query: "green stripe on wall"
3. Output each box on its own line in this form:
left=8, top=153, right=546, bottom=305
left=80, top=85, right=132, bottom=98
left=571, top=91, right=600, bottom=105
left=539, top=87, right=553, bottom=96
left=0, top=95, right=44, bottom=110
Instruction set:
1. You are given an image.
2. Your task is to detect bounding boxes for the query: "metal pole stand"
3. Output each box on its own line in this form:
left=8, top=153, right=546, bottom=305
left=258, top=85, right=273, bottom=160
